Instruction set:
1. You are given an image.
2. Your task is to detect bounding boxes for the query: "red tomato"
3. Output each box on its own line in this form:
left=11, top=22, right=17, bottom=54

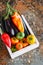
left=16, top=42, right=23, bottom=50
left=23, top=43, right=28, bottom=47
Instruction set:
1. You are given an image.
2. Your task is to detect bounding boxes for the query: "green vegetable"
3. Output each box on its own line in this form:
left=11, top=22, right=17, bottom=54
left=16, top=32, right=25, bottom=40
left=4, top=2, right=10, bottom=20
left=4, top=2, right=17, bottom=20
left=11, top=47, right=17, bottom=52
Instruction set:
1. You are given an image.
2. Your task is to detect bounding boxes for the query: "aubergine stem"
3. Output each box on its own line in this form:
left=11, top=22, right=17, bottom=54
left=4, top=2, right=17, bottom=20
left=4, top=2, right=10, bottom=20
left=6, top=2, right=17, bottom=16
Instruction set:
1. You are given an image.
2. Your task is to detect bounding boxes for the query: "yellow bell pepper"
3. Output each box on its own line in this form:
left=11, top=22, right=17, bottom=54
left=27, top=35, right=36, bottom=44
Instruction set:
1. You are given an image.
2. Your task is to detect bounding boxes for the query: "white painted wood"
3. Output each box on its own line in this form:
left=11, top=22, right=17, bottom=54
left=6, top=15, right=39, bottom=59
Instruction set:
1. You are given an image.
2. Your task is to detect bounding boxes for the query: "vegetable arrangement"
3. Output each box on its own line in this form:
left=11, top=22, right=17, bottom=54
left=1, top=2, right=36, bottom=52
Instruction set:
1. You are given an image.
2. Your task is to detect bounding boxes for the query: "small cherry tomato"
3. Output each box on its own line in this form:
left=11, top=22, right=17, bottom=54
left=22, top=38, right=27, bottom=43
left=21, top=38, right=29, bottom=47
left=11, top=37, right=19, bottom=45
left=16, top=42, right=23, bottom=50
left=23, top=43, right=28, bottom=47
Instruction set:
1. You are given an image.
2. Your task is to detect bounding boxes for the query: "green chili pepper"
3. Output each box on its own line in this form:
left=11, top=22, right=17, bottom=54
left=11, top=47, right=17, bottom=52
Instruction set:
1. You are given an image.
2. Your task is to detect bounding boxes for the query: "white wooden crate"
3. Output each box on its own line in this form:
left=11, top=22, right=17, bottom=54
left=6, top=15, right=39, bottom=59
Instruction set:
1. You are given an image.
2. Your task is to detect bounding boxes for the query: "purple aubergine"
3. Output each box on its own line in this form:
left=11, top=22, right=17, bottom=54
left=4, top=19, right=15, bottom=37
left=22, top=18, right=30, bottom=37
left=3, top=17, right=19, bottom=37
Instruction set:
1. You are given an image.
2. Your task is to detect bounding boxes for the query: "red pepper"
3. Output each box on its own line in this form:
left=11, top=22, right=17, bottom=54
left=1, top=33, right=11, bottom=48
